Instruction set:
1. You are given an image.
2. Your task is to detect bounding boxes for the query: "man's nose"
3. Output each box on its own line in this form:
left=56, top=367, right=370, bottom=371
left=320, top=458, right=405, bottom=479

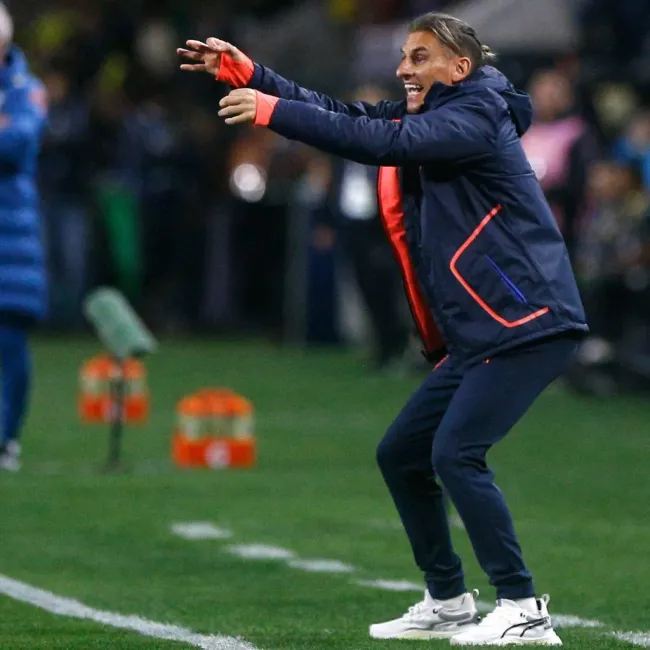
left=396, top=60, right=411, bottom=79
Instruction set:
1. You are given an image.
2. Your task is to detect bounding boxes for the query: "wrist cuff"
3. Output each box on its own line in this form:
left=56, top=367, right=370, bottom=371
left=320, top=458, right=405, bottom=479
left=217, top=52, right=255, bottom=87
left=254, top=92, right=279, bottom=127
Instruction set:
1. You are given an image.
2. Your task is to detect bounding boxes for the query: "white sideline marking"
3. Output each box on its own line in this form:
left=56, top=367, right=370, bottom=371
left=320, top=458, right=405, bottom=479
left=553, top=613, right=604, bottom=629
left=0, top=574, right=257, bottom=650
left=613, top=631, right=650, bottom=647
left=354, top=579, right=423, bottom=592
left=171, top=522, right=233, bottom=541
left=225, top=544, right=295, bottom=560
left=287, top=559, right=356, bottom=573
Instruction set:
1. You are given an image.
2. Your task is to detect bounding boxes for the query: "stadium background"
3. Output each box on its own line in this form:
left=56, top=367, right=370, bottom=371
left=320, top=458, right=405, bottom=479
left=1, top=1, right=650, bottom=649
left=8, top=0, right=650, bottom=372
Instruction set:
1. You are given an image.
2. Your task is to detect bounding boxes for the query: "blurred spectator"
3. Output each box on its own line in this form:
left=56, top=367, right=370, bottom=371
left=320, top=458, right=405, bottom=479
left=612, top=110, right=650, bottom=192
left=568, top=160, right=650, bottom=393
left=116, top=87, right=196, bottom=331
left=323, top=84, right=409, bottom=371
left=521, top=68, right=599, bottom=259
left=577, top=161, right=650, bottom=346
left=89, top=81, right=138, bottom=304
left=226, top=128, right=300, bottom=333
left=39, top=63, right=91, bottom=329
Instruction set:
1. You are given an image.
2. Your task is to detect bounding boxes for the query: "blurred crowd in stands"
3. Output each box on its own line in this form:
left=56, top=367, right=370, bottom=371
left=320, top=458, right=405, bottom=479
left=7, top=0, right=650, bottom=390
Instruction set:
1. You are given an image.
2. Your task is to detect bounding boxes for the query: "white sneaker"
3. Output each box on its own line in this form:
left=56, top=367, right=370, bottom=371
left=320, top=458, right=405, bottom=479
left=0, top=440, right=21, bottom=472
left=450, top=595, right=562, bottom=646
left=369, top=589, right=480, bottom=639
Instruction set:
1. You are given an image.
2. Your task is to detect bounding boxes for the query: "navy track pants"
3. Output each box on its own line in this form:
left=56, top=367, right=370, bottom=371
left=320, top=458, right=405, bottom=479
left=376, top=334, right=579, bottom=600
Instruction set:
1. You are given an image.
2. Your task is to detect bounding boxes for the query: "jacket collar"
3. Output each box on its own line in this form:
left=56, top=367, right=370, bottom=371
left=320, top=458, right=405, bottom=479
left=419, top=66, right=497, bottom=111
left=420, top=81, right=454, bottom=110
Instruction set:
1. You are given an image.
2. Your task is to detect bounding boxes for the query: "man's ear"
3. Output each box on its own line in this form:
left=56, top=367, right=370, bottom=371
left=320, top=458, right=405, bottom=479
left=451, top=57, right=472, bottom=83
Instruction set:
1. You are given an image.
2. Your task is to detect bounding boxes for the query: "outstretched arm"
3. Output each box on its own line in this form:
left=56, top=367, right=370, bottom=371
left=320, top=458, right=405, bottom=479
left=217, top=89, right=495, bottom=167
left=178, top=39, right=403, bottom=120
left=247, top=63, right=402, bottom=120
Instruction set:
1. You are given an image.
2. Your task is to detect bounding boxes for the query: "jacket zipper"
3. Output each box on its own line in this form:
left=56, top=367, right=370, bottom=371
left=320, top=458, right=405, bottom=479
left=485, top=255, right=528, bottom=304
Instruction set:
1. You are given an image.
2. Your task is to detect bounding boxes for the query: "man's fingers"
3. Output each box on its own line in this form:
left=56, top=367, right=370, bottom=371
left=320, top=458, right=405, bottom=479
left=218, top=104, right=247, bottom=118
left=185, top=40, right=212, bottom=52
left=206, top=37, right=233, bottom=52
left=219, top=90, right=254, bottom=107
left=217, top=103, right=256, bottom=123
left=177, top=48, right=204, bottom=61
left=180, top=63, right=207, bottom=72
left=219, top=95, right=249, bottom=108
left=224, top=113, right=254, bottom=125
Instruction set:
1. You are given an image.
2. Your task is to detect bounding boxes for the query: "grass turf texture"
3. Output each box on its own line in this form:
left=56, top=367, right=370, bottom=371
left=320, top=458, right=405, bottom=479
left=1, top=338, right=649, bottom=649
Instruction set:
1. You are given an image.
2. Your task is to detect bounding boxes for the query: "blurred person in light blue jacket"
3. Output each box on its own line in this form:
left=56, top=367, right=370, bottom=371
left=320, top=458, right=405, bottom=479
left=0, top=3, right=48, bottom=471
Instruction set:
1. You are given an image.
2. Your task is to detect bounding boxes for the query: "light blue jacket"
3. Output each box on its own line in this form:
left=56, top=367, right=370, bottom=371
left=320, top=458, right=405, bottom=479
left=0, top=46, right=48, bottom=320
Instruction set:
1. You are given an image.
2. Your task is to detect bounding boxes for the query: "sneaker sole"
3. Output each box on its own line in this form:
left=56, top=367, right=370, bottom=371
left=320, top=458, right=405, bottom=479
left=451, top=631, right=563, bottom=646
left=371, top=624, right=480, bottom=640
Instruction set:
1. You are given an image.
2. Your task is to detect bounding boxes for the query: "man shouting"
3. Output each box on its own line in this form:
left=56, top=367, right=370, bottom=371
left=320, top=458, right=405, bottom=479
left=179, top=12, right=586, bottom=646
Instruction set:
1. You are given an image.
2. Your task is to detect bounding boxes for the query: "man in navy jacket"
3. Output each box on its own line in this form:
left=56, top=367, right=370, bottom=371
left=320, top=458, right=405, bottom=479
left=0, top=4, right=48, bottom=472
left=181, top=12, right=586, bottom=646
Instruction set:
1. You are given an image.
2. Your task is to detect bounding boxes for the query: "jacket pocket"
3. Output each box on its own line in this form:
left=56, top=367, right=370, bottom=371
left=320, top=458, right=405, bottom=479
left=449, top=205, right=549, bottom=329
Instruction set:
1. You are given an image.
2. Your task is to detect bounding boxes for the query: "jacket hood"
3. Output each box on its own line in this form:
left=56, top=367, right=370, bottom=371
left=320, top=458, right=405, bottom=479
left=463, top=66, right=533, bottom=136
left=423, top=65, right=533, bottom=137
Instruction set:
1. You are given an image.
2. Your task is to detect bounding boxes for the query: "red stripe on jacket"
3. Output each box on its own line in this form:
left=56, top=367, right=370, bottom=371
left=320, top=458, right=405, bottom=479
left=377, top=166, right=445, bottom=358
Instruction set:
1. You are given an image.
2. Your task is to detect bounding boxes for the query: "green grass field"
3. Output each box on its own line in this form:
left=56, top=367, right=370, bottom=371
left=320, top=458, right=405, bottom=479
left=1, top=338, right=649, bottom=649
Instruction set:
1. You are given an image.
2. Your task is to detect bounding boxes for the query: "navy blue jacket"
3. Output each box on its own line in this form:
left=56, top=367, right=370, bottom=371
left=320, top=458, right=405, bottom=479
left=0, top=47, right=48, bottom=321
left=249, top=64, right=588, bottom=364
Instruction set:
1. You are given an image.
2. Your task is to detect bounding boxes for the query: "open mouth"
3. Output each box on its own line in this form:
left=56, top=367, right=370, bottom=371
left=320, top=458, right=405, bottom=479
left=404, top=83, right=424, bottom=97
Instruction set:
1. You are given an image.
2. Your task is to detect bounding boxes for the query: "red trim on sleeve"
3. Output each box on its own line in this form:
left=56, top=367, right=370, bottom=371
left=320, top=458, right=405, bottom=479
left=216, top=52, right=255, bottom=87
left=253, top=92, right=279, bottom=127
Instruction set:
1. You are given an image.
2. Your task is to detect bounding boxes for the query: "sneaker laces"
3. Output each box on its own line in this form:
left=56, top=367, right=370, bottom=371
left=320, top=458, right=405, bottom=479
left=404, top=599, right=436, bottom=621
left=404, top=589, right=477, bottom=622
left=479, top=604, right=524, bottom=628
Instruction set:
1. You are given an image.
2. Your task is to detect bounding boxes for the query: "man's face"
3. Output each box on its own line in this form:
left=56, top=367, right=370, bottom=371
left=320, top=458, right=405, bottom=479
left=396, top=31, right=471, bottom=114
